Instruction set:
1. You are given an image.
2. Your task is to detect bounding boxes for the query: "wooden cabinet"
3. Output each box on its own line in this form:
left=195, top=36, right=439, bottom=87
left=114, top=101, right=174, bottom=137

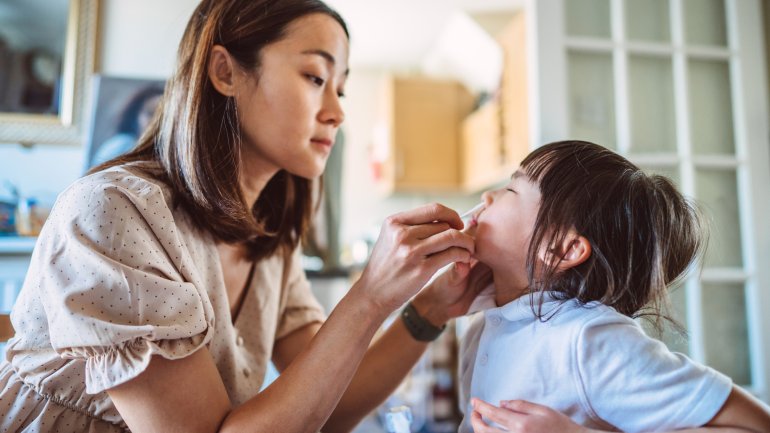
left=462, top=12, right=529, bottom=192
left=375, top=75, right=476, bottom=193
left=374, top=12, right=529, bottom=194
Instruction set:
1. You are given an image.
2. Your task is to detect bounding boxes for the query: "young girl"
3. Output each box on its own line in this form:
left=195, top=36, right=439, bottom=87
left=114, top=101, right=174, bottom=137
left=447, top=140, right=770, bottom=432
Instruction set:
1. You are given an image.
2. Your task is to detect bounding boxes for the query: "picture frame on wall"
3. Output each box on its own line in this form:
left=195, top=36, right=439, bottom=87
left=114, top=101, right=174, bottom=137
left=83, top=75, right=165, bottom=172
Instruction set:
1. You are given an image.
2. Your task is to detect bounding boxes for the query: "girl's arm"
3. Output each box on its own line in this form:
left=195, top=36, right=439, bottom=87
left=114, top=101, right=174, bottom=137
left=469, top=387, right=770, bottom=433
left=107, top=204, right=475, bottom=433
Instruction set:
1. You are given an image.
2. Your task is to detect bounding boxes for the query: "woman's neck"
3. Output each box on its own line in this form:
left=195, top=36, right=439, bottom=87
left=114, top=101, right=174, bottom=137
left=238, top=151, right=280, bottom=208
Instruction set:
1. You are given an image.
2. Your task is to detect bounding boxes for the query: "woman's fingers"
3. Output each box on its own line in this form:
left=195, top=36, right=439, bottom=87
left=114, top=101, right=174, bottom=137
left=417, top=227, right=475, bottom=258
left=388, top=203, right=463, bottom=230
left=407, top=221, right=451, bottom=240
left=423, top=247, right=473, bottom=275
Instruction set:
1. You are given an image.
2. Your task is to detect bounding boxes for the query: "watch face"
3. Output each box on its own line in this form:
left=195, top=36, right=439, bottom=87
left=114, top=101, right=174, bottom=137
left=31, top=52, right=59, bottom=86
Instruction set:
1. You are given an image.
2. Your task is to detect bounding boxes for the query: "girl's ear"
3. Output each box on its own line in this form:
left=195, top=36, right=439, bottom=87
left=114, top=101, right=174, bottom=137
left=538, top=230, right=592, bottom=271
left=557, top=233, right=591, bottom=271
left=208, top=45, right=238, bottom=97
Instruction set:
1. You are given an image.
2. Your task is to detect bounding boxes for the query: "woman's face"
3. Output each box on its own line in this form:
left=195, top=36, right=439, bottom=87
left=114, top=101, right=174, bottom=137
left=234, top=13, right=349, bottom=180
left=473, top=171, right=541, bottom=289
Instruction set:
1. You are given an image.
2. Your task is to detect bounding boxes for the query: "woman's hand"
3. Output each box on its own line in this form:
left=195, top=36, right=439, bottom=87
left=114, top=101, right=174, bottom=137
left=470, top=398, right=591, bottom=433
left=411, top=259, right=493, bottom=327
left=410, top=214, right=491, bottom=326
left=354, top=203, right=475, bottom=313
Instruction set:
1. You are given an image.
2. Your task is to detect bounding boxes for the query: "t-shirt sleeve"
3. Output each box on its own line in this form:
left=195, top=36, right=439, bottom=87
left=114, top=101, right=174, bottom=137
left=30, top=173, right=213, bottom=394
left=573, top=313, right=732, bottom=432
left=275, top=247, right=326, bottom=340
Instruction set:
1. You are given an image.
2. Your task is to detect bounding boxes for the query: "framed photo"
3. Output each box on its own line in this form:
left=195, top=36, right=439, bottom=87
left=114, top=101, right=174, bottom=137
left=83, top=75, right=165, bottom=172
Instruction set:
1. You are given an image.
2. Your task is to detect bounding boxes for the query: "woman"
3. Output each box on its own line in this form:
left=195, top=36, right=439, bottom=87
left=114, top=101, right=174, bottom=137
left=0, top=1, right=478, bottom=432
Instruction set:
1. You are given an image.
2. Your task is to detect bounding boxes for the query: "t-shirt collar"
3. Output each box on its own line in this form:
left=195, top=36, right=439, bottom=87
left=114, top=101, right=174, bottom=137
left=467, top=285, right=566, bottom=322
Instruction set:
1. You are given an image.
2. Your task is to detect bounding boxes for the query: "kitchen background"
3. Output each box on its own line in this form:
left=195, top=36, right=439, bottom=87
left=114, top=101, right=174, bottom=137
left=1, top=0, right=769, bottom=432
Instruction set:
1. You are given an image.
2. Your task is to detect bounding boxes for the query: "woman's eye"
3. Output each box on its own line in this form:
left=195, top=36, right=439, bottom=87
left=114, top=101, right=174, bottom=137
left=337, top=90, right=346, bottom=98
left=506, top=188, right=518, bottom=194
left=306, top=74, right=325, bottom=86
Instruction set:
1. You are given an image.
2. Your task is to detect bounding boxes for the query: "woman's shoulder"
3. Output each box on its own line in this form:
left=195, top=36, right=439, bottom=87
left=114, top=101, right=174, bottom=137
left=59, top=161, right=171, bottom=209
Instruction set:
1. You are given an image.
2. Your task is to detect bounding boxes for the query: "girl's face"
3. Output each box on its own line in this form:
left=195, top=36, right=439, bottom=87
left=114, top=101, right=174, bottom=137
left=234, top=13, right=349, bottom=180
left=473, top=171, right=542, bottom=290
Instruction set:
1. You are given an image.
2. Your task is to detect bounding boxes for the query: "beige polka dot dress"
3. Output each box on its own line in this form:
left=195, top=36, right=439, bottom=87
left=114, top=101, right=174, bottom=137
left=0, top=162, right=326, bottom=432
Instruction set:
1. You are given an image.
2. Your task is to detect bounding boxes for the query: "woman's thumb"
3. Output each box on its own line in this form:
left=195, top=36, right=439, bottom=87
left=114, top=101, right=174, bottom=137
left=452, top=261, right=471, bottom=281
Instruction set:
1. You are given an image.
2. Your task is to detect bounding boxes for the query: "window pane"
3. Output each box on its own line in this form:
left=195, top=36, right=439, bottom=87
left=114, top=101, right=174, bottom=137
left=660, top=284, right=689, bottom=355
left=568, top=51, right=616, bottom=149
left=566, top=0, right=611, bottom=38
left=689, top=59, right=735, bottom=155
left=702, top=283, right=751, bottom=385
left=695, top=168, right=743, bottom=268
left=629, top=55, right=676, bottom=153
left=639, top=165, right=680, bottom=187
left=684, top=0, right=727, bottom=46
left=626, top=0, right=670, bottom=42
left=638, top=283, right=688, bottom=356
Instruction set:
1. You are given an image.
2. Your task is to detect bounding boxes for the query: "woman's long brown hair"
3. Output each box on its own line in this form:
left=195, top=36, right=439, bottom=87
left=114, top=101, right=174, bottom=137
left=91, top=0, right=348, bottom=261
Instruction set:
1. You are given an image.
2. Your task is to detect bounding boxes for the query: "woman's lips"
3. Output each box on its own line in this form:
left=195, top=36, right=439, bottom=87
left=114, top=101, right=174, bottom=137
left=311, top=138, right=333, bottom=148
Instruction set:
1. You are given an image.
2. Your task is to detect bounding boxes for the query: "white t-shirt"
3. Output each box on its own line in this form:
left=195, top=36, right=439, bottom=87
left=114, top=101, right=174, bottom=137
left=457, top=289, right=732, bottom=433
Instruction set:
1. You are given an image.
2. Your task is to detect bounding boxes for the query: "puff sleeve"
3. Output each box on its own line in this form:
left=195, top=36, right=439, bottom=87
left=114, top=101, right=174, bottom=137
left=27, top=172, right=214, bottom=394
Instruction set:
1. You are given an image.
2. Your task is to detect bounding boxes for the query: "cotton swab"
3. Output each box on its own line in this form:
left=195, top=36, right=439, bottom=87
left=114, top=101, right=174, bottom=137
left=460, top=202, right=485, bottom=221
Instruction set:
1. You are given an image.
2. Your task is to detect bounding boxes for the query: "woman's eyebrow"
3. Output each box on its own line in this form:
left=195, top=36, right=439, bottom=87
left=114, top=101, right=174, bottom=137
left=301, top=49, right=350, bottom=76
left=511, top=170, right=525, bottom=180
left=302, top=48, right=335, bottom=64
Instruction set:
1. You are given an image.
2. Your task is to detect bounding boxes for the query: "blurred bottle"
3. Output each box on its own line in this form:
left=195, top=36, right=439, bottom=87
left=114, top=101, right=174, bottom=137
left=384, top=405, right=413, bottom=433
left=15, top=196, right=49, bottom=236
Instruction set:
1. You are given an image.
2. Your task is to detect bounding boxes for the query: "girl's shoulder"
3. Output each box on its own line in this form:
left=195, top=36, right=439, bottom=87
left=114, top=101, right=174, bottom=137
left=538, top=297, right=643, bottom=340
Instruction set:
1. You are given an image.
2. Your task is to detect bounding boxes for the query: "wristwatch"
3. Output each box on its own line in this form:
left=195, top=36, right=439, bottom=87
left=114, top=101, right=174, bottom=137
left=401, top=302, right=446, bottom=342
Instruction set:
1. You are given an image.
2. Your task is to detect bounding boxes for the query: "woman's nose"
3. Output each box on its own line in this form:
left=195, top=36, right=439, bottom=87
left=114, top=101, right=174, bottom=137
left=320, top=90, right=345, bottom=126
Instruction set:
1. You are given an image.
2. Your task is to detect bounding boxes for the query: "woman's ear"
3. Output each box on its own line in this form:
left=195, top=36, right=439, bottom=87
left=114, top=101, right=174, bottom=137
left=208, top=45, right=237, bottom=97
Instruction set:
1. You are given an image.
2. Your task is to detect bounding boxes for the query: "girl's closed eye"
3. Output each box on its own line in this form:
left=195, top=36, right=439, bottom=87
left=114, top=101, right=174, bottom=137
left=506, top=187, right=518, bottom=194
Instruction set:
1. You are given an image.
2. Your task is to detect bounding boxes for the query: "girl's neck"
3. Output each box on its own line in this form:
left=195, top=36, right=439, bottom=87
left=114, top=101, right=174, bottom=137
left=492, top=272, right=529, bottom=307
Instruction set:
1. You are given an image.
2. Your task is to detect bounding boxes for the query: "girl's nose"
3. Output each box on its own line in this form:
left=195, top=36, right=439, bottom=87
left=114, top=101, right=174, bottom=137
left=481, top=188, right=501, bottom=207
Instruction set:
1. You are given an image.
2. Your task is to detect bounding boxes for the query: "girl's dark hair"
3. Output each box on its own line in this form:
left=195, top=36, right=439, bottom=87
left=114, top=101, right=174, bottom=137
left=522, top=140, right=705, bottom=330
left=91, top=0, right=348, bottom=261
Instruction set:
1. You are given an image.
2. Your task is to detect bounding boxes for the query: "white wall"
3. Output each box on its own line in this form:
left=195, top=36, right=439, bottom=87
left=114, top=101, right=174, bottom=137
left=98, top=0, right=198, bottom=79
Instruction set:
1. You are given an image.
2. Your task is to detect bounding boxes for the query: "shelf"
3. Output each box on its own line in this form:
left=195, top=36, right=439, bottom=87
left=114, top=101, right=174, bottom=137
left=0, top=237, right=37, bottom=254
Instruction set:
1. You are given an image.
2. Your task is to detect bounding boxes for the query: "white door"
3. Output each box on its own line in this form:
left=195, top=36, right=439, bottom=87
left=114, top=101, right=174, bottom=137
left=532, top=0, right=770, bottom=401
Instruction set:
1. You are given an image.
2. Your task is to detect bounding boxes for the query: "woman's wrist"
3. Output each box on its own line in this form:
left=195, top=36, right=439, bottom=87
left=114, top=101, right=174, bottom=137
left=346, top=280, right=395, bottom=324
left=410, top=291, right=449, bottom=328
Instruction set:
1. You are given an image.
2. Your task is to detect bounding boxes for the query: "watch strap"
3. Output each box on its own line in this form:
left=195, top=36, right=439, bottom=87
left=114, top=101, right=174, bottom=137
left=401, top=302, right=446, bottom=342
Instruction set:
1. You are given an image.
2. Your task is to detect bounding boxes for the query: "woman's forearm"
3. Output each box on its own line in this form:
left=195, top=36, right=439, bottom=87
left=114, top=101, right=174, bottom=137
left=322, top=316, right=431, bottom=433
